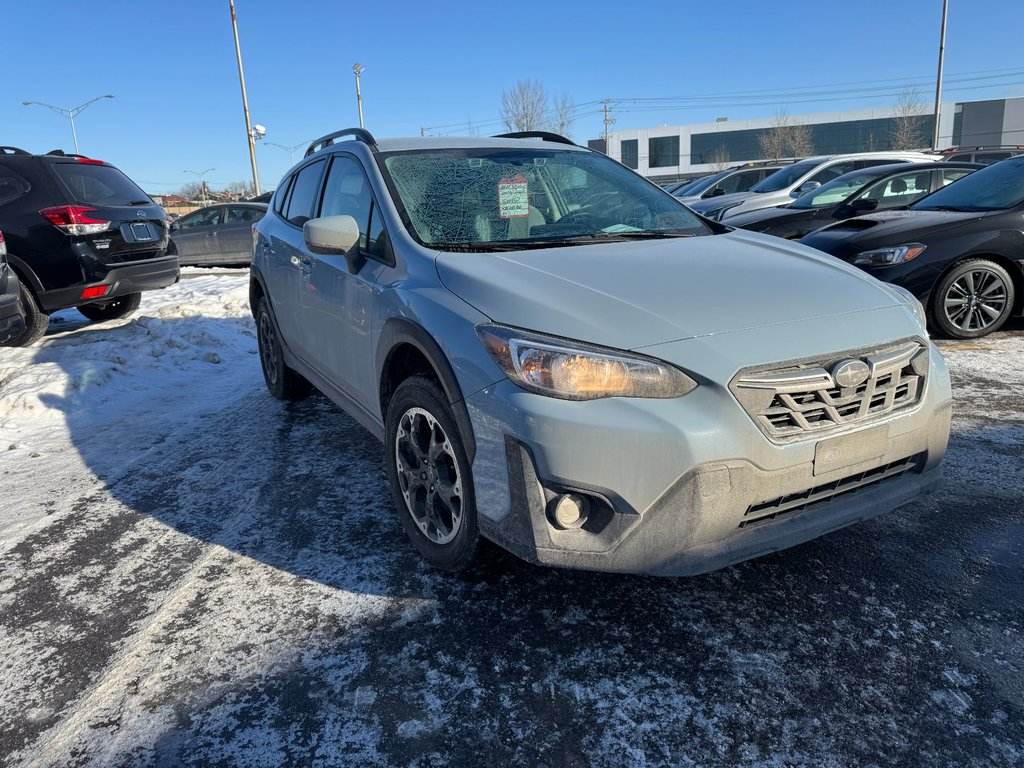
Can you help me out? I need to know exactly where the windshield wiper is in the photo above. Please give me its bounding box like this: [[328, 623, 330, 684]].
[[127, 200, 152, 206], [917, 205, 967, 212]]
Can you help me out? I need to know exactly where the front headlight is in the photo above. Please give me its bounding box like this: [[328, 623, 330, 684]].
[[889, 284, 928, 328], [477, 324, 697, 400], [852, 243, 926, 267]]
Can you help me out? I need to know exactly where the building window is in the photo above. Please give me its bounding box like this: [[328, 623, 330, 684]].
[[648, 136, 680, 168], [620, 139, 639, 169]]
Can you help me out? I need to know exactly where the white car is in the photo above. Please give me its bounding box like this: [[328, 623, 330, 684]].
[[691, 152, 942, 221]]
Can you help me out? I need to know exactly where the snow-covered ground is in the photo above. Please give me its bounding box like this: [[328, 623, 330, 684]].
[[1, 271, 1022, 767]]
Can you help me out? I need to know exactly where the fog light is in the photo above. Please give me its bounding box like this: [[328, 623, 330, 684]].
[[549, 493, 589, 530]]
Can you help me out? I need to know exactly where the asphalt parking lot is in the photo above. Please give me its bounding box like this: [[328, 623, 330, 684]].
[[1, 273, 1021, 767]]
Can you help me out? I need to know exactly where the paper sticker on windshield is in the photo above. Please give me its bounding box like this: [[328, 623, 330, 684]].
[[498, 175, 529, 218]]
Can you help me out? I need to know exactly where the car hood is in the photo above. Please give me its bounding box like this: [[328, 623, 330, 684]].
[[434, 231, 906, 351], [726, 205, 812, 230], [800, 209, 985, 255], [688, 191, 755, 213]]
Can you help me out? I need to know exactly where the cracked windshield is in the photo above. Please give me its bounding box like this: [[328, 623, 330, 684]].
[[381, 148, 709, 249]]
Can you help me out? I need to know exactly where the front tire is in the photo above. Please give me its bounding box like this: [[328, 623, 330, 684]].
[[3, 281, 48, 347], [255, 297, 311, 400], [385, 375, 479, 572], [77, 292, 142, 322], [930, 259, 1015, 339]]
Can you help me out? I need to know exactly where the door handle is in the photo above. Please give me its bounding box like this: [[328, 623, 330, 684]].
[[206, 231, 218, 236]]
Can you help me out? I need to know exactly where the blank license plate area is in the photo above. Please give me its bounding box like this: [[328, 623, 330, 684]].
[[814, 424, 889, 476], [130, 223, 153, 241]]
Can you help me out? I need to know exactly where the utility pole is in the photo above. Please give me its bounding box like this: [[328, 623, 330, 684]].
[[420, 127, 425, 137], [229, 0, 260, 195], [932, 0, 949, 150], [353, 64, 365, 128], [601, 99, 616, 156], [185, 168, 216, 207]]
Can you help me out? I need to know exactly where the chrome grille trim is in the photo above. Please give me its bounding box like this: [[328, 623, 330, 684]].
[[730, 339, 928, 443]]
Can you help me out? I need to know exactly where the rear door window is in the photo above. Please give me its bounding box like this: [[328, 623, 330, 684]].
[[974, 152, 1012, 164], [285, 161, 326, 226], [0, 164, 31, 206], [52, 163, 150, 206], [939, 168, 973, 186], [178, 208, 221, 229], [225, 206, 264, 225]]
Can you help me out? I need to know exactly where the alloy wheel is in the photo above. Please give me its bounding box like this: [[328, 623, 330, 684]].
[[258, 311, 280, 386], [943, 268, 1008, 333], [394, 406, 463, 545]]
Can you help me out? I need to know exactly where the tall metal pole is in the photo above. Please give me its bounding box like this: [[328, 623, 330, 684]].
[[69, 115, 80, 154], [353, 64, 365, 129], [229, 0, 260, 195], [932, 0, 949, 150]]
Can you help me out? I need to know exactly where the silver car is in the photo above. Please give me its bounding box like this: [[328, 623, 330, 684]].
[[251, 129, 952, 576], [691, 152, 942, 221]]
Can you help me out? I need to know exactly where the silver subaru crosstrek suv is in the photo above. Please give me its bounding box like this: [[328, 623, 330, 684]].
[[251, 129, 951, 576]]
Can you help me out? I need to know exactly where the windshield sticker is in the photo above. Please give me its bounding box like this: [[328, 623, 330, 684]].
[[498, 175, 529, 218]]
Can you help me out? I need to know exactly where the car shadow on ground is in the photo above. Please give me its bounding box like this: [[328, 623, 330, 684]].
[[5, 313, 1023, 766]]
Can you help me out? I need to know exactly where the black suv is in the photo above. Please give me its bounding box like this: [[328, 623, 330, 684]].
[[0, 147, 179, 346]]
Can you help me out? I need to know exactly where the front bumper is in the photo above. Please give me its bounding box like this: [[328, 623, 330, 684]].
[[465, 340, 952, 577], [38, 256, 180, 313], [0, 274, 26, 344]]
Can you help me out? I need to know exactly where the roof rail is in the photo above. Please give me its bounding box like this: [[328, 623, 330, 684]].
[[304, 128, 378, 158], [493, 131, 576, 146], [0, 146, 30, 155], [45, 149, 93, 159]]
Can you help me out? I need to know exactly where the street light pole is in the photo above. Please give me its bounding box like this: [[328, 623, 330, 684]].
[[229, 0, 261, 195], [353, 63, 365, 128], [185, 168, 216, 207], [265, 141, 308, 165], [932, 0, 949, 150], [21, 94, 115, 154]]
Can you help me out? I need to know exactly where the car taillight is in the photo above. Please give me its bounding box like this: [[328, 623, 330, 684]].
[[40, 206, 111, 236], [0, 231, 6, 262], [75, 157, 106, 165], [81, 285, 110, 299]]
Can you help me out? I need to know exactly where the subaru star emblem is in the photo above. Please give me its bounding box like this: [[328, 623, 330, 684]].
[[833, 359, 870, 388], [136, 210, 146, 217]]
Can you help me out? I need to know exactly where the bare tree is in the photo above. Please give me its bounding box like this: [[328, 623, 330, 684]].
[[865, 131, 879, 152], [500, 80, 550, 132], [223, 180, 256, 200], [180, 181, 205, 201], [890, 87, 928, 150], [786, 121, 814, 158], [710, 145, 731, 171], [759, 109, 792, 160], [552, 92, 575, 137], [758, 109, 815, 159]]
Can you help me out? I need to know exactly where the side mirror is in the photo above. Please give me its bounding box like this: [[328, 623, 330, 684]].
[[169, 221, 179, 231], [849, 198, 879, 212], [303, 215, 363, 272], [706, 187, 726, 198], [790, 180, 821, 199]]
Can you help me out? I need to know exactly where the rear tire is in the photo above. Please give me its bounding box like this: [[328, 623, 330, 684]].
[[255, 297, 311, 400], [77, 292, 142, 322], [385, 375, 480, 572], [3, 281, 48, 347], [930, 258, 1015, 339]]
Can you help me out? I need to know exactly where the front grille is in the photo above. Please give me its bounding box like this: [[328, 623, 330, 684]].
[[740, 453, 925, 528], [731, 339, 927, 442]]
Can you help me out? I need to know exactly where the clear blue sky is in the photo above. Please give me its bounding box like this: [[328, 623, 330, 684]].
[[3, 0, 1021, 194]]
